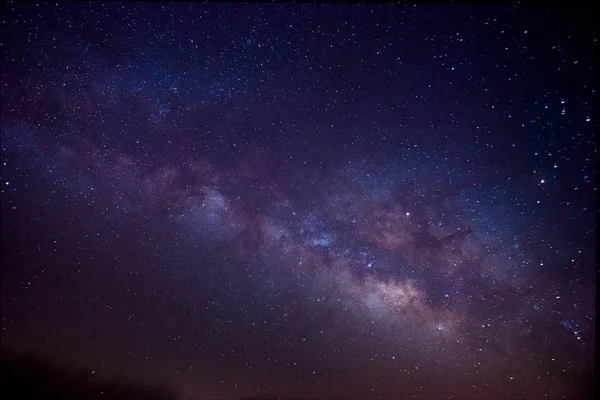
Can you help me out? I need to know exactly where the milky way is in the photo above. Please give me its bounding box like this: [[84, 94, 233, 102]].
[[1, 3, 596, 400]]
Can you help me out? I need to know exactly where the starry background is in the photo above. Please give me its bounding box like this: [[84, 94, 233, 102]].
[[0, 3, 597, 400]]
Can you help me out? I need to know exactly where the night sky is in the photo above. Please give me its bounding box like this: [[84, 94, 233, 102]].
[[0, 3, 597, 400]]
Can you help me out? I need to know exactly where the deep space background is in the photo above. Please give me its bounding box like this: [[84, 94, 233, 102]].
[[1, 3, 597, 400]]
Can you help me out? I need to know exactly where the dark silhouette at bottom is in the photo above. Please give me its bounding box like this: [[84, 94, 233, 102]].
[[1, 349, 177, 400]]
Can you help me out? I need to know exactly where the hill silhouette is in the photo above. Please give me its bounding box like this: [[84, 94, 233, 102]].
[[1, 349, 178, 400]]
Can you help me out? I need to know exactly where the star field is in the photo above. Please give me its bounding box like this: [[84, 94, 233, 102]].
[[0, 3, 596, 400]]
